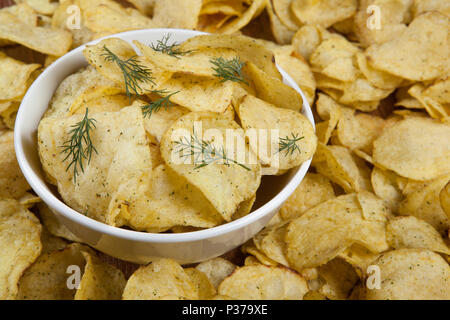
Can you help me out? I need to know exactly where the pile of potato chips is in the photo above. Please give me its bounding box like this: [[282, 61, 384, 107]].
[[1, 0, 449, 300]]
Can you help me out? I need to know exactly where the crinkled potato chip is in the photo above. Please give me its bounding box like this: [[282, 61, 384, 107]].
[[160, 111, 261, 221], [238, 95, 317, 170], [0, 199, 42, 300], [0, 52, 40, 101], [291, 0, 357, 28], [397, 174, 450, 234], [38, 106, 152, 226], [152, 0, 202, 29], [372, 117, 450, 181], [218, 265, 308, 300], [366, 12, 450, 81], [123, 259, 198, 300], [285, 193, 389, 270], [195, 257, 237, 289], [357, 249, 450, 300], [386, 216, 450, 255], [0, 10, 72, 56], [280, 172, 335, 220]]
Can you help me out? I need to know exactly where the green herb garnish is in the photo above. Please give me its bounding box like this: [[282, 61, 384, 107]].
[[101, 45, 155, 99], [278, 133, 304, 156], [61, 108, 97, 182], [175, 129, 250, 171], [141, 90, 179, 118], [210, 57, 248, 85], [150, 34, 193, 58]]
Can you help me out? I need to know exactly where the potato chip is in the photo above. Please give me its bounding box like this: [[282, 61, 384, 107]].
[[160, 112, 261, 221], [38, 106, 152, 226], [338, 244, 380, 275], [0, 52, 40, 101], [354, 0, 412, 47], [398, 174, 450, 234], [74, 251, 126, 300], [313, 143, 372, 193], [291, 25, 335, 61], [266, 0, 295, 45], [17, 243, 87, 300], [83, 3, 154, 34], [238, 95, 316, 170], [241, 240, 279, 266], [412, 0, 450, 18], [366, 12, 450, 81], [196, 258, 237, 289], [280, 173, 335, 220], [40, 227, 68, 254], [244, 255, 262, 266], [314, 93, 342, 144], [184, 268, 217, 299], [372, 117, 450, 181], [337, 107, 386, 154], [272, 0, 300, 31], [291, 0, 357, 28], [244, 62, 303, 111], [201, 0, 244, 16], [180, 33, 281, 80], [37, 203, 81, 242], [151, 0, 201, 29], [274, 53, 316, 105], [386, 216, 450, 255], [218, 265, 308, 299], [0, 199, 42, 300], [355, 52, 403, 90], [408, 79, 450, 119], [441, 181, 450, 218], [316, 258, 359, 300], [127, 164, 223, 232], [285, 193, 389, 270], [123, 259, 198, 300], [357, 249, 450, 300], [0, 11, 72, 56], [15, 0, 57, 15], [371, 167, 403, 212], [253, 221, 290, 266], [0, 131, 30, 199], [218, 0, 266, 34]]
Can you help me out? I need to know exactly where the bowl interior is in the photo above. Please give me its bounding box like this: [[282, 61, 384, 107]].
[[15, 28, 314, 242]]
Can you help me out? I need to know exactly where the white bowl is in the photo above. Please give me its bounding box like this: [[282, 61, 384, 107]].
[[15, 29, 314, 264]]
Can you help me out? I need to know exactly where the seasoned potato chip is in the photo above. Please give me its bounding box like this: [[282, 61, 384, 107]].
[[218, 265, 308, 299], [372, 117, 450, 181], [272, 0, 300, 31], [15, 0, 57, 15], [314, 93, 342, 144], [355, 52, 403, 90], [17, 243, 86, 300], [0, 10, 72, 56], [354, 0, 412, 47], [358, 249, 450, 300], [40, 227, 68, 254], [238, 95, 316, 170], [0, 52, 40, 101], [291, 25, 336, 61], [398, 174, 450, 234], [180, 33, 281, 79], [408, 79, 450, 119], [0, 199, 42, 299], [160, 112, 261, 221], [196, 257, 237, 289], [266, 0, 295, 45], [337, 107, 386, 154], [253, 221, 290, 266], [313, 143, 372, 193], [291, 0, 357, 28], [242, 240, 279, 266], [123, 259, 198, 300], [371, 167, 403, 212], [316, 258, 359, 300], [218, 0, 266, 34], [280, 172, 335, 220], [38, 106, 152, 226], [0, 131, 30, 199], [366, 12, 450, 81], [338, 244, 380, 275], [386, 216, 450, 255], [152, 0, 202, 29], [285, 193, 389, 270], [244, 62, 303, 111], [75, 251, 126, 300], [184, 268, 217, 299]]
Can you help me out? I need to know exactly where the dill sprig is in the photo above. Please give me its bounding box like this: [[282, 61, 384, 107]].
[[61, 108, 98, 183], [150, 34, 193, 58], [175, 129, 250, 171], [101, 45, 155, 99], [141, 90, 179, 118], [210, 57, 248, 85], [278, 133, 304, 156]]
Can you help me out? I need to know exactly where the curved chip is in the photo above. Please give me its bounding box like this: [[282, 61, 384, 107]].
[[195, 257, 237, 290], [218, 265, 308, 300], [291, 0, 357, 28]]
